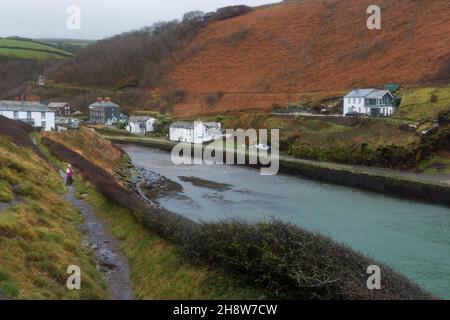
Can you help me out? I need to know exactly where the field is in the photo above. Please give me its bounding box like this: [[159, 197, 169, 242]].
[[37, 38, 95, 54], [396, 84, 450, 122], [0, 38, 72, 60]]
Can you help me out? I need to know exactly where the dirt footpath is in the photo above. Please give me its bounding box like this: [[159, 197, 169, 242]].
[[62, 173, 134, 300]]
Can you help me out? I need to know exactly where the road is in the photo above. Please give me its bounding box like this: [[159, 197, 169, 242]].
[[105, 135, 450, 186]]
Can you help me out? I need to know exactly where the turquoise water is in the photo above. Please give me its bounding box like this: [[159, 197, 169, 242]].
[[123, 145, 450, 299]]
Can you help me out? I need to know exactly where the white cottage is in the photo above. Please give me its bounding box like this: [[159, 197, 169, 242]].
[[126, 116, 156, 135], [0, 101, 55, 131], [169, 121, 223, 144], [343, 89, 395, 117]]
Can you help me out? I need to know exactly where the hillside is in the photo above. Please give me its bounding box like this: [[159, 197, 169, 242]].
[[167, 0, 450, 116], [0, 38, 72, 99], [0, 116, 106, 299], [36, 39, 95, 55], [0, 117, 266, 299], [44, 0, 450, 117]]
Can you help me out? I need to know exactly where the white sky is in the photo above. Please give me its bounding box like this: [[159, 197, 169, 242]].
[[0, 0, 277, 39]]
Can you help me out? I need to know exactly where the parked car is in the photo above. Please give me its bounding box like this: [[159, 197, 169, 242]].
[[254, 144, 271, 151], [345, 111, 360, 117]]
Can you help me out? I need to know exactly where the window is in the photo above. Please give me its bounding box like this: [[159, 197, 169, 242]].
[[41, 112, 46, 119], [13, 111, 18, 119], [27, 111, 31, 119], [41, 121, 46, 128]]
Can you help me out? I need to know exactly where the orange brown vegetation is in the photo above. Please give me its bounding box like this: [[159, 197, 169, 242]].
[[168, 0, 450, 116], [41, 127, 123, 174]]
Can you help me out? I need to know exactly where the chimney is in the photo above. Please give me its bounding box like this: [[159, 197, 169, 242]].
[[96, 97, 103, 103], [105, 97, 111, 102]]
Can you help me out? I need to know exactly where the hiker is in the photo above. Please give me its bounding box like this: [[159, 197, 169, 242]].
[[66, 164, 74, 187]]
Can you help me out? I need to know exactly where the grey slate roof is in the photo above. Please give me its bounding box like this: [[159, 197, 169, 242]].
[[366, 90, 393, 99], [47, 102, 70, 108], [345, 89, 393, 99], [129, 116, 154, 122], [344, 89, 377, 98], [0, 101, 52, 112], [204, 122, 221, 129], [89, 101, 120, 108], [171, 121, 196, 129]]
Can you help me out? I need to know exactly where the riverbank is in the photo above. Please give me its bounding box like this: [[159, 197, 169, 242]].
[[104, 135, 450, 207], [41, 129, 437, 300]]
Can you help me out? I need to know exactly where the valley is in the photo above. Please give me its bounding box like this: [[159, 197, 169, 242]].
[[0, 0, 449, 302]]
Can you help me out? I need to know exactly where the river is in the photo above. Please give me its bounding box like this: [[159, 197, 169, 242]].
[[122, 144, 450, 299]]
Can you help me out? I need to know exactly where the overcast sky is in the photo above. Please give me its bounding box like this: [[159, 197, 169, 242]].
[[0, 0, 277, 40]]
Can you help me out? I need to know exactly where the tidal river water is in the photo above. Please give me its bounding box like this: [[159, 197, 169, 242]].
[[122, 144, 450, 299]]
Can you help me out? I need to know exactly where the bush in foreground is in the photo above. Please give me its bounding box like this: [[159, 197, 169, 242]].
[[184, 220, 433, 300]]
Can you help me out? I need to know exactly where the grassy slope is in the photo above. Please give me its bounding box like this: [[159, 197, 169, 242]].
[[44, 129, 265, 299], [42, 127, 123, 174], [0, 134, 106, 299], [37, 39, 95, 54], [223, 112, 423, 168], [397, 84, 450, 122], [0, 38, 72, 59], [75, 179, 263, 299]]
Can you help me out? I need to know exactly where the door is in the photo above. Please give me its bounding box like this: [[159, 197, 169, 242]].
[[370, 108, 380, 117]]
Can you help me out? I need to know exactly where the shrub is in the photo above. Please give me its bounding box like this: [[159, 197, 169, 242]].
[[438, 110, 450, 124], [154, 117, 173, 135], [430, 94, 438, 103], [0, 180, 13, 203], [182, 220, 432, 300], [206, 92, 224, 107], [224, 27, 250, 45], [310, 100, 323, 113], [206, 5, 251, 22], [271, 103, 283, 112], [160, 88, 187, 106]]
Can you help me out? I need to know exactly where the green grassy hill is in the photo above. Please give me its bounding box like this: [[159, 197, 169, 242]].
[[37, 38, 95, 55], [397, 84, 450, 122], [0, 38, 72, 60]]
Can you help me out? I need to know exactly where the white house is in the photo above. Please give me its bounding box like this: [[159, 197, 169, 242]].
[[343, 89, 395, 117], [126, 116, 156, 135], [0, 101, 55, 131], [169, 121, 223, 144]]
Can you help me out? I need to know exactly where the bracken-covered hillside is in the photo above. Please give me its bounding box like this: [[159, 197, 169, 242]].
[[45, 0, 450, 117], [167, 0, 450, 116]]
